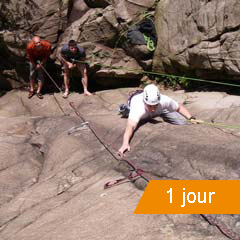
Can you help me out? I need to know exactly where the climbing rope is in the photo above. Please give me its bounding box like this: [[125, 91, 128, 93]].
[[143, 34, 155, 51], [42, 58, 240, 131], [104, 168, 145, 189], [72, 58, 240, 88], [40, 64, 67, 115], [39, 64, 150, 186], [201, 214, 240, 240], [40, 62, 240, 240]]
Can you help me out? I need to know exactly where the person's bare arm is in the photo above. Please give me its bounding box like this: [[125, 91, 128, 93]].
[[60, 53, 75, 69], [177, 104, 192, 120], [118, 119, 138, 157], [177, 104, 203, 124]]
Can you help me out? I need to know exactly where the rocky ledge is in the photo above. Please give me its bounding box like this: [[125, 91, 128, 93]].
[[0, 88, 240, 239]]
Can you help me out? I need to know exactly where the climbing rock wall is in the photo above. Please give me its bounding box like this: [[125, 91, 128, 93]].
[[1, 89, 240, 239], [153, 0, 240, 81]]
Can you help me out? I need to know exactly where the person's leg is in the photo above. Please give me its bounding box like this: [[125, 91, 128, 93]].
[[36, 64, 45, 99], [36, 80, 43, 99], [161, 111, 188, 125], [77, 63, 92, 96], [28, 62, 36, 98], [62, 62, 70, 98]]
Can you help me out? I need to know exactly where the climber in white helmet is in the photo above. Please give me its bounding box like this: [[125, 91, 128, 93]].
[[118, 84, 201, 157]]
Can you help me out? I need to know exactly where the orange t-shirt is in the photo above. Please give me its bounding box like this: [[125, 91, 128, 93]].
[[26, 40, 51, 63]]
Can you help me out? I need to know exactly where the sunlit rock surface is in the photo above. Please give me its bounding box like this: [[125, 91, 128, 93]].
[[0, 88, 240, 239]]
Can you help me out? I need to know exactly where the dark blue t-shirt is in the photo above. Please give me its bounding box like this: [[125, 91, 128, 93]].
[[60, 44, 86, 63]]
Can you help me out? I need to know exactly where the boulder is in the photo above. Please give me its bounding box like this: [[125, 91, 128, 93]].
[[68, 0, 90, 24], [0, 0, 68, 47], [56, 6, 143, 87], [0, 0, 157, 90], [0, 69, 26, 90], [113, 0, 155, 23], [84, 43, 142, 85], [153, 0, 240, 81], [0, 0, 69, 89]]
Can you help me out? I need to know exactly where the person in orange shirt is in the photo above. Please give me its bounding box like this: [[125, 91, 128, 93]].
[[26, 36, 51, 99]]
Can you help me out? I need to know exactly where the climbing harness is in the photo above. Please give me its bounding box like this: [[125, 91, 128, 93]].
[[128, 90, 144, 105], [118, 89, 143, 118]]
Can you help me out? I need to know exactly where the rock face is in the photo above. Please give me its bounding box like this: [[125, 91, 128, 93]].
[[56, 3, 153, 85], [0, 0, 156, 89], [68, 0, 90, 25], [1, 1, 240, 239], [0, 0, 69, 89], [2, 0, 240, 89], [0, 89, 240, 239], [153, 0, 240, 81]]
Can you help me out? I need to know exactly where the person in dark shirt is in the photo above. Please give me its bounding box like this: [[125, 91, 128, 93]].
[[60, 40, 92, 98]]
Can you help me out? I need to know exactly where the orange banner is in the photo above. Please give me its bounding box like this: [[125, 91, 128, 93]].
[[134, 180, 240, 214]]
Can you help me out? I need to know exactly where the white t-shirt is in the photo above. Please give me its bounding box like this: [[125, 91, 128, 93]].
[[128, 93, 179, 123]]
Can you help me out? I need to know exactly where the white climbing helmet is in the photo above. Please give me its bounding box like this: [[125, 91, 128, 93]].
[[143, 84, 161, 105]]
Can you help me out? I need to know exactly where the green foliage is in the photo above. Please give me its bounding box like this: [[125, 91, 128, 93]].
[[179, 76, 190, 88], [155, 75, 191, 89]]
